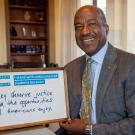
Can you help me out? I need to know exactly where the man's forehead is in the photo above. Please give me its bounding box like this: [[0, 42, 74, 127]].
[[75, 12, 97, 19], [75, 6, 99, 16], [75, 7, 99, 19], [74, 11, 98, 24]]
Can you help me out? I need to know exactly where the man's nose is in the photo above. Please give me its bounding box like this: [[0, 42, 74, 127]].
[[82, 25, 91, 35]]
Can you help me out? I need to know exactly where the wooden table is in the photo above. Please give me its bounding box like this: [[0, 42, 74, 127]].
[[0, 126, 56, 135]]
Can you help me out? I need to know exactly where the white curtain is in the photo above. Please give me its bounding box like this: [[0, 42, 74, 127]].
[[59, 0, 82, 66]]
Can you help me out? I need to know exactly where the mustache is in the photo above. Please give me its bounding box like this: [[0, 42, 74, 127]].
[[81, 33, 96, 40]]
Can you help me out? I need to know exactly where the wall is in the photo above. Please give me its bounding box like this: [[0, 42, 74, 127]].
[[0, 0, 7, 64]]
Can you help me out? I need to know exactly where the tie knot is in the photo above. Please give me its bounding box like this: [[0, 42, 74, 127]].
[[87, 58, 92, 64]]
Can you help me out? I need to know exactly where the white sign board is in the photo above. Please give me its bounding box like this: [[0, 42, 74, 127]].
[[0, 68, 69, 131]]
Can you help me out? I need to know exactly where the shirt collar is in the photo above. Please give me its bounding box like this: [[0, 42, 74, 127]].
[[85, 41, 108, 64]]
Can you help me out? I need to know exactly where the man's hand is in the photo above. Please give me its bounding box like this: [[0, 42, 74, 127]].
[[60, 118, 86, 135]]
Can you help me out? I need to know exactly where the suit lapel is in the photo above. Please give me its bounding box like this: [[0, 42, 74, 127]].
[[96, 44, 117, 122], [69, 55, 86, 118]]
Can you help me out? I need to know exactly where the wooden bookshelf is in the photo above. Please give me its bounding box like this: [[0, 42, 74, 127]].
[[6, 0, 49, 68]]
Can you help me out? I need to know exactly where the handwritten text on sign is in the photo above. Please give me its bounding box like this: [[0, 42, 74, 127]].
[[0, 70, 67, 128]]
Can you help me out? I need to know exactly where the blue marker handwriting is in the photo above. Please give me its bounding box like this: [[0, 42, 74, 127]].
[[10, 91, 31, 98], [0, 93, 7, 101]]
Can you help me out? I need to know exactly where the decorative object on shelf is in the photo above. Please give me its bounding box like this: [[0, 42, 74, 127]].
[[35, 12, 44, 21], [31, 30, 37, 37], [24, 11, 31, 21], [26, 45, 31, 53], [20, 45, 26, 53], [10, 26, 17, 37], [41, 54, 46, 68], [15, 45, 21, 53], [10, 59, 15, 69], [11, 44, 16, 53], [22, 27, 27, 36], [42, 45, 45, 53]]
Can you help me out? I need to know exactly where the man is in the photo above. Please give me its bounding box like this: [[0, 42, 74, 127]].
[[56, 5, 135, 135]]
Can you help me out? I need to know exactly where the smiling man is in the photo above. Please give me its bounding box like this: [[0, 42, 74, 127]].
[[74, 5, 108, 56], [56, 5, 135, 135]]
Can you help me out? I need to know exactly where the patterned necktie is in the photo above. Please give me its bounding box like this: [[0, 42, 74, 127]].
[[80, 58, 93, 124]]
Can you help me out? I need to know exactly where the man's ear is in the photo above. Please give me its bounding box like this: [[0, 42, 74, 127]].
[[105, 24, 109, 35]]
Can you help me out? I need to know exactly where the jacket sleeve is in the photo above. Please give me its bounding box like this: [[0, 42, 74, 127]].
[[55, 127, 68, 135]]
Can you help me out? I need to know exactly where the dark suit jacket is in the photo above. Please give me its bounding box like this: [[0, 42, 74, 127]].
[[56, 43, 135, 135]]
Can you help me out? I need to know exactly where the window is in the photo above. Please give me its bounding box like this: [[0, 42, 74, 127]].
[[80, 0, 106, 14], [97, 0, 106, 14], [80, 0, 93, 6]]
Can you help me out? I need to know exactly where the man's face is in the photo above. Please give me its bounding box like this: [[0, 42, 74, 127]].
[[74, 7, 109, 56]]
